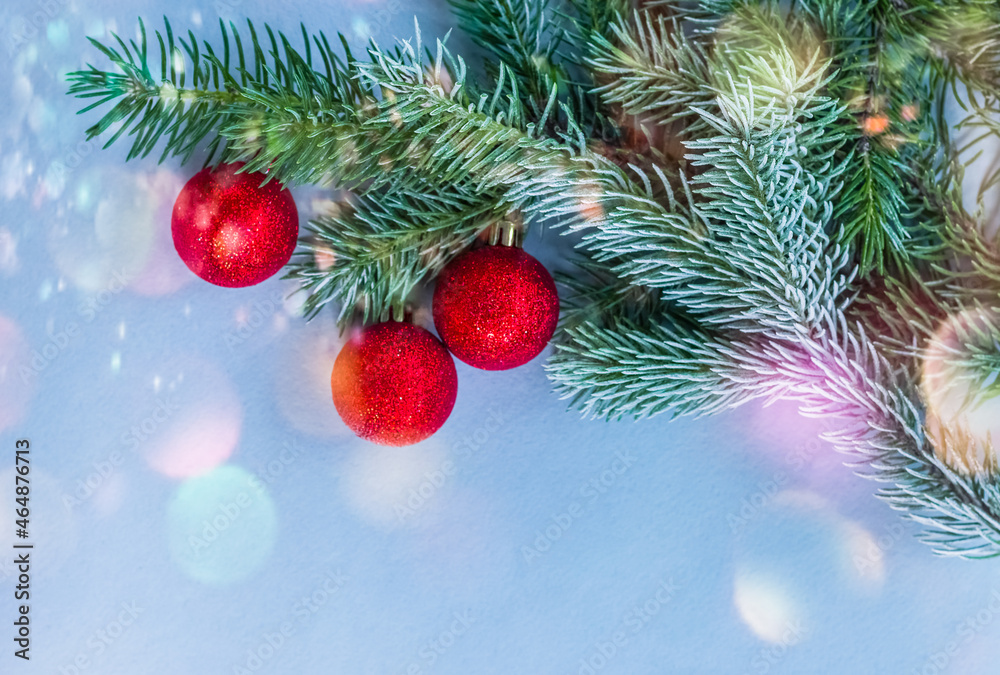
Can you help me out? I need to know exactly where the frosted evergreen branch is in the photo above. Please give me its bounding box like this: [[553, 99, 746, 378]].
[[798, 0, 936, 275], [680, 52, 853, 336], [66, 18, 367, 167], [356, 38, 718, 295], [64, 5, 1000, 559], [286, 184, 507, 323], [358, 34, 854, 338], [792, 316, 1000, 557], [547, 315, 782, 420], [554, 266, 1000, 555], [586, 11, 712, 130], [447, 0, 565, 120]]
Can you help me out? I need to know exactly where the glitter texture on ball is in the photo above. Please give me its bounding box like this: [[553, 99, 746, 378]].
[[433, 245, 559, 370], [171, 163, 299, 288], [331, 322, 458, 446]]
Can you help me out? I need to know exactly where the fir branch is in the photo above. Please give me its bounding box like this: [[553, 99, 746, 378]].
[[219, 95, 370, 187], [939, 223, 1000, 303], [67, 17, 239, 163], [843, 273, 948, 357], [835, 143, 910, 271], [799, 0, 933, 275], [926, 307, 1000, 407], [67, 18, 367, 168], [360, 63, 719, 330], [447, 0, 563, 115], [548, 315, 780, 420], [555, 256, 668, 331], [361, 31, 856, 337], [561, 0, 631, 45], [287, 184, 507, 323], [64, 9, 1000, 559], [586, 11, 712, 130], [448, 0, 623, 141], [925, 2, 1000, 94], [793, 314, 1000, 558], [680, 50, 853, 336], [286, 185, 506, 325]]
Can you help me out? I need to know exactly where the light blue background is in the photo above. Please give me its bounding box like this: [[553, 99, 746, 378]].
[[0, 1, 996, 674]]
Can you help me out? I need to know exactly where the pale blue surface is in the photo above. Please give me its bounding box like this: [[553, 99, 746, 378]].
[[0, 2, 997, 674]]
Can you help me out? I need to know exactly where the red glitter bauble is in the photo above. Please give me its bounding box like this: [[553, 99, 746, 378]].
[[433, 245, 559, 370], [171, 163, 298, 288], [331, 322, 458, 446]]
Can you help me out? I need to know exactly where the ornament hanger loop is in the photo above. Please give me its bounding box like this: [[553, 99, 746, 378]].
[[488, 220, 523, 248]]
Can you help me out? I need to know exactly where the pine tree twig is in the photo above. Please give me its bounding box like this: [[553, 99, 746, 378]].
[[286, 183, 508, 324], [586, 11, 712, 130], [65, 4, 1000, 559], [547, 315, 783, 420], [66, 18, 368, 168]]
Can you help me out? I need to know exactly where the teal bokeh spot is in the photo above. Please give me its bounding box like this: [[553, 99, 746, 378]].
[[167, 465, 278, 585], [47, 20, 70, 49]]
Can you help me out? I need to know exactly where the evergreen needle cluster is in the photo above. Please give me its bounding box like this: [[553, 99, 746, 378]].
[[67, 0, 1000, 558]]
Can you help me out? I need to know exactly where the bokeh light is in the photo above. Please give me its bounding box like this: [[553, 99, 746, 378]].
[[89, 470, 128, 518], [0, 226, 20, 275], [129, 168, 193, 297], [0, 467, 79, 576], [922, 308, 1000, 473], [48, 166, 157, 293], [0, 314, 34, 432], [840, 520, 885, 588], [734, 569, 804, 644], [713, 6, 827, 101], [339, 440, 449, 527], [733, 490, 887, 643], [274, 314, 353, 438], [43, 164, 190, 296], [142, 356, 243, 479], [166, 465, 277, 585]]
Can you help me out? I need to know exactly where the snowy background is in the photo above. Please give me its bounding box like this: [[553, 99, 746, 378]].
[[0, 1, 998, 673]]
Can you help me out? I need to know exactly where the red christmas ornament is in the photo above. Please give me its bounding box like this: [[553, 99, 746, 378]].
[[433, 245, 559, 370], [171, 162, 298, 288], [331, 322, 458, 446]]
